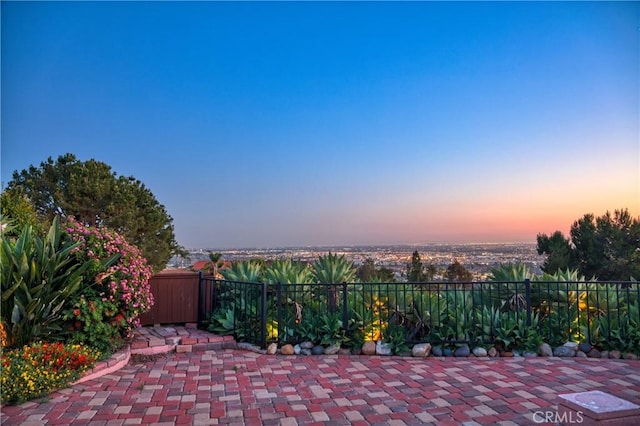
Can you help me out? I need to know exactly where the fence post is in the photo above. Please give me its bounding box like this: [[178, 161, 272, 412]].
[[276, 282, 282, 346], [524, 278, 531, 326], [342, 282, 348, 331], [261, 282, 268, 350], [197, 271, 203, 325]]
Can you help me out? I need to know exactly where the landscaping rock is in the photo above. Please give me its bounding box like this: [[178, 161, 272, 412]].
[[351, 347, 362, 355], [501, 351, 513, 358], [362, 341, 376, 355], [442, 348, 453, 357], [488, 347, 498, 357], [523, 351, 538, 358], [539, 343, 553, 357], [376, 341, 392, 356], [609, 350, 621, 359], [600, 350, 609, 359], [237, 342, 266, 354], [553, 346, 575, 357], [412, 343, 432, 357], [454, 344, 470, 357], [300, 349, 312, 355], [267, 343, 278, 355], [312, 345, 325, 355], [587, 348, 601, 358], [512, 350, 521, 357], [578, 342, 592, 353], [338, 348, 352, 355], [576, 351, 587, 358], [431, 346, 443, 357], [300, 341, 314, 349], [624, 353, 639, 360], [324, 344, 341, 355], [563, 342, 579, 351], [472, 347, 488, 357], [280, 344, 295, 355], [294, 344, 301, 355]]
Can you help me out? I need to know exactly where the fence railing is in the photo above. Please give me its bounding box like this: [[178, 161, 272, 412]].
[[199, 276, 640, 351]]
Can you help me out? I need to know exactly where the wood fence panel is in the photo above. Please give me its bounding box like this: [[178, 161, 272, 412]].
[[139, 271, 200, 325]]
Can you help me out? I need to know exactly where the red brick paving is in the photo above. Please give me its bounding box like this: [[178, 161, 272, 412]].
[[2, 348, 640, 425]]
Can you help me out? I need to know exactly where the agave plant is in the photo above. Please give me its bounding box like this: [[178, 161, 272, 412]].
[[220, 260, 263, 282], [313, 252, 356, 284], [488, 262, 533, 282], [261, 259, 314, 340], [262, 259, 313, 284], [486, 262, 534, 312], [588, 301, 640, 354], [538, 268, 585, 282], [1, 216, 119, 347], [313, 253, 356, 312]]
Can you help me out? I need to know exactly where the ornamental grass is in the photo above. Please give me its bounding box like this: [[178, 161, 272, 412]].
[[0, 341, 100, 405]]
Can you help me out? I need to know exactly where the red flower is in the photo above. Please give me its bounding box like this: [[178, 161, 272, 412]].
[[74, 309, 81, 316]]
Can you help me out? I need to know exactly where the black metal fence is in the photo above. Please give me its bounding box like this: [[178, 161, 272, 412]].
[[199, 275, 640, 351]]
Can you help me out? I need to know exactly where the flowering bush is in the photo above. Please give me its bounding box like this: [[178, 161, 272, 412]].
[[62, 218, 153, 352], [63, 291, 127, 353], [0, 341, 100, 404]]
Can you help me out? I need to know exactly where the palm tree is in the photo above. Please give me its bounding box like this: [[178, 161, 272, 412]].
[[207, 251, 224, 279]]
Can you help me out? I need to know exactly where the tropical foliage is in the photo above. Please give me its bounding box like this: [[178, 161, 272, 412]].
[[0, 215, 154, 404], [1, 217, 118, 347], [206, 258, 640, 356]]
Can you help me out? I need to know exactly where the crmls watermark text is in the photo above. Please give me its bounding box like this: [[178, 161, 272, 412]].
[[533, 410, 584, 424]]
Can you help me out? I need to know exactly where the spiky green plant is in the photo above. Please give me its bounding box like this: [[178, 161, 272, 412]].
[[313, 253, 356, 312], [262, 259, 314, 343], [537, 268, 585, 282], [485, 262, 534, 312], [262, 259, 313, 284], [533, 268, 589, 343], [1, 217, 119, 347], [313, 253, 356, 284], [221, 260, 262, 282], [318, 312, 349, 346], [489, 262, 533, 282]]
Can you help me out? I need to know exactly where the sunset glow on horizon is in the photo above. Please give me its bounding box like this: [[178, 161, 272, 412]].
[[2, 1, 638, 249]]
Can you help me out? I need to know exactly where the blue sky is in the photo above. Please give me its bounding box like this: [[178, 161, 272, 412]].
[[2, 1, 638, 249]]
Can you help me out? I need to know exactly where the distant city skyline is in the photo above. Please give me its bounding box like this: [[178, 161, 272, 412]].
[[2, 2, 638, 249], [177, 242, 544, 281]]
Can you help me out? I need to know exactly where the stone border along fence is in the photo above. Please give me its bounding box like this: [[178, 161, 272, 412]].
[[74, 276, 640, 386], [199, 276, 640, 359]]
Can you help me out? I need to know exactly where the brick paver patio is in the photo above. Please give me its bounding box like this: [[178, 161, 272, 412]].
[[2, 346, 639, 425]]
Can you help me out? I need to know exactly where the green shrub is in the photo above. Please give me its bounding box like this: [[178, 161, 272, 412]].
[[1, 217, 117, 348], [62, 290, 125, 355], [63, 218, 153, 352], [383, 320, 410, 355], [318, 313, 349, 346]]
